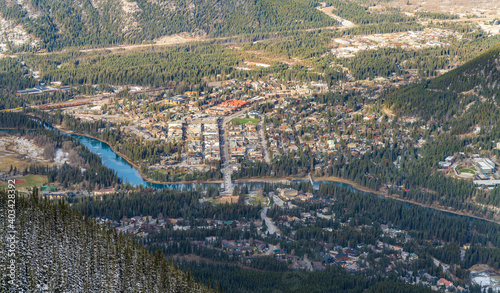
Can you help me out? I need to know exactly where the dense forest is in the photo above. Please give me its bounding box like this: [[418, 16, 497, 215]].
[[0, 190, 215, 292], [386, 43, 500, 119], [20, 43, 341, 87], [0, 58, 37, 110], [21, 45, 244, 86], [13, 28, 497, 95], [0, 0, 337, 51], [179, 262, 437, 293], [314, 185, 500, 247], [66, 182, 499, 292], [318, 0, 415, 25], [71, 187, 261, 221]]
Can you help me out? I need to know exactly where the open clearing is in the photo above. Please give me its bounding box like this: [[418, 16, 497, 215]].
[[377, 0, 499, 16], [231, 118, 260, 125], [0, 175, 47, 189], [247, 190, 267, 206], [215, 195, 240, 204], [459, 167, 477, 175], [0, 135, 51, 172], [469, 264, 500, 291], [317, 3, 356, 28]]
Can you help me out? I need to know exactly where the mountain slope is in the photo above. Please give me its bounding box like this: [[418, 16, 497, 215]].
[[429, 43, 500, 97], [0, 0, 337, 51], [0, 191, 214, 292], [385, 43, 500, 120]]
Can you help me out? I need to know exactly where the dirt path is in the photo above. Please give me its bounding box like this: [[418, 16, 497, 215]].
[[3, 34, 209, 59], [5, 21, 346, 59], [78, 34, 204, 53], [316, 4, 356, 29]]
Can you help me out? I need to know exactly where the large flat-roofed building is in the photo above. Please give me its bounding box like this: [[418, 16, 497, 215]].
[[277, 188, 298, 201], [16, 85, 71, 96], [473, 179, 500, 188], [475, 158, 496, 174], [164, 95, 187, 105]]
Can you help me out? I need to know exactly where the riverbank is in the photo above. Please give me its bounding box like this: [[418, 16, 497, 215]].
[[314, 175, 500, 225], [54, 126, 141, 168], [28, 115, 500, 224], [234, 176, 305, 183], [53, 126, 228, 185], [313, 176, 385, 195]]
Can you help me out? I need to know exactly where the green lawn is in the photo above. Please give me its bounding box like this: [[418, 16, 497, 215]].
[[248, 192, 268, 207], [459, 167, 477, 175], [0, 175, 47, 189], [231, 118, 260, 125]]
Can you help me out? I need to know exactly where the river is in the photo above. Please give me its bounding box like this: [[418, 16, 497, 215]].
[[55, 131, 500, 225], [68, 134, 217, 189], [0, 119, 359, 191], [62, 131, 359, 191], [3, 124, 496, 224]]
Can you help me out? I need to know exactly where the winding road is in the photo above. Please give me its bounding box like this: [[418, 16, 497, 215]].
[[261, 206, 279, 236]]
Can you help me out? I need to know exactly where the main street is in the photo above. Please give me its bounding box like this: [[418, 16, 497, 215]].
[[218, 100, 276, 195], [218, 108, 252, 195], [258, 120, 271, 164]]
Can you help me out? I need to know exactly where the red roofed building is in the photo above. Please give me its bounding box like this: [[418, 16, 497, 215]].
[[437, 278, 453, 288], [220, 99, 249, 109]]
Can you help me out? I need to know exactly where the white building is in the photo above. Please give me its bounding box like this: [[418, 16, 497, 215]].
[[475, 158, 496, 174]]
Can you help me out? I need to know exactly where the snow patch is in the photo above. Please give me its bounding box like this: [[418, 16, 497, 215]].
[[54, 149, 69, 165]]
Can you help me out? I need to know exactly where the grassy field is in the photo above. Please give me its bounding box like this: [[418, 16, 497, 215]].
[[0, 175, 47, 189], [230, 118, 260, 125], [248, 192, 268, 206], [459, 167, 477, 175]]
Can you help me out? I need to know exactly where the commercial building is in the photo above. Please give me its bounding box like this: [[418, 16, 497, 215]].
[[473, 179, 500, 188], [277, 188, 299, 201], [474, 158, 496, 174], [16, 85, 71, 96]]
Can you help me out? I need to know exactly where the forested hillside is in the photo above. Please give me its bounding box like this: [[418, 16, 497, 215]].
[[0, 112, 121, 189], [0, 0, 336, 51], [429, 43, 500, 97], [0, 190, 215, 292], [385, 43, 500, 120], [318, 0, 415, 24]]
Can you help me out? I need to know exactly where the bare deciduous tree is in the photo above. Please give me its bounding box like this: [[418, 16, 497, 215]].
[[43, 143, 57, 161]]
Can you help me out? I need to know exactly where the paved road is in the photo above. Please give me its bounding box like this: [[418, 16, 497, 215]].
[[261, 207, 279, 235], [272, 194, 285, 207], [218, 102, 276, 195], [272, 194, 297, 209], [219, 117, 233, 195], [432, 257, 450, 273], [219, 108, 253, 195], [316, 5, 356, 28], [265, 244, 277, 256], [259, 120, 271, 164], [221, 165, 234, 195], [316, 213, 334, 220]]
